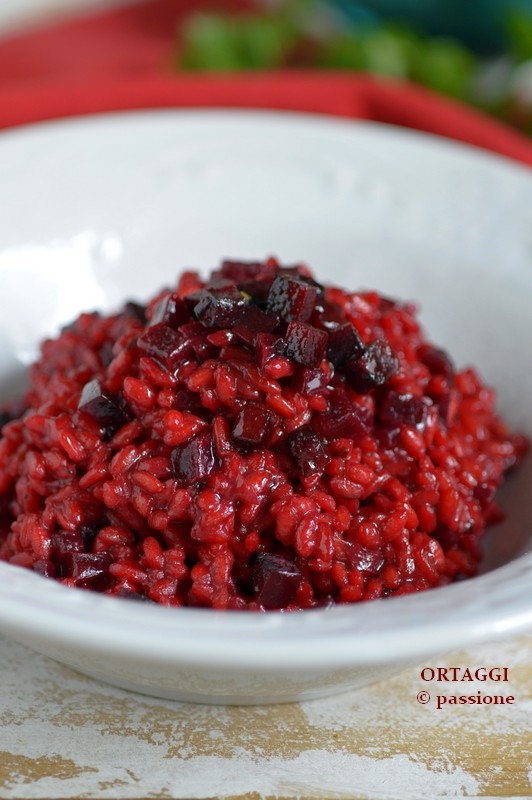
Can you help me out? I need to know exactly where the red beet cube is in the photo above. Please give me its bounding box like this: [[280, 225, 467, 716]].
[[474, 483, 497, 507], [311, 299, 346, 330], [233, 307, 280, 347], [418, 344, 454, 378], [313, 388, 371, 441], [288, 428, 329, 477], [433, 525, 461, 552], [171, 431, 216, 485], [345, 339, 399, 394], [194, 280, 248, 328], [213, 260, 277, 305], [327, 323, 365, 366], [173, 389, 205, 414], [78, 379, 128, 430], [115, 589, 154, 603], [256, 333, 286, 369], [150, 291, 191, 329], [138, 324, 192, 370], [292, 366, 329, 396], [124, 301, 147, 324], [52, 530, 85, 559], [379, 391, 430, 431], [215, 260, 271, 284], [252, 553, 302, 609], [180, 322, 217, 359], [266, 275, 318, 323], [238, 278, 274, 306], [285, 321, 328, 367], [34, 559, 58, 578], [59, 552, 112, 582], [232, 403, 274, 448], [343, 541, 385, 573]]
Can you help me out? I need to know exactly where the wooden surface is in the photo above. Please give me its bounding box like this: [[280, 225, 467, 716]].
[[0, 633, 531, 799]]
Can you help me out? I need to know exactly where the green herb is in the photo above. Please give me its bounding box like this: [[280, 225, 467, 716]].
[[177, 2, 532, 133]]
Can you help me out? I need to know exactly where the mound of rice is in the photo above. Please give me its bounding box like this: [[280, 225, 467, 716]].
[[0, 259, 525, 609]]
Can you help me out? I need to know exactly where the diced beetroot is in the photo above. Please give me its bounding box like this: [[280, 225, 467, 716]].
[[288, 428, 328, 477], [99, 342, 114, 367], [343, 541, 385, 573], [279, 270, 324, 299], [150, 292, 190, 329], [279, 265, 318, 283], [256, 333, 286, 370], [313, 387, 371, 441], [184, 290, 203, 311], [138, 324, 192, 370], [418, 344, 454, 378], [378, 426, 402, 449], [124, 301, 147, 324], [180, 322, 217, 360], [59, 552, 112, 582], [379, 296, 400, 312], [78, 523, 102, 550], [285, 321, 328, 367], [252, 553, 302, 609], [232, 559, 253, 596], [327, 323, 365, 366], [194, 280, 248, 328], [474, 483, 497, 507], [311, 299, 346, 330], [215, 260, 271, 284], [436, 391, 452, 426], [115, 588, 155, 602], [3, 255, 525, 612], [379, 391, 431, 431], [52, 524, 101, 560], [433, 525, 461, 552], [292, 366, 329, 396], [34, 559, 57, 578], [51, 530, 84, 559], [238, 278, 274, 306], [233, 307, 280, 347], [345, 339, 399, 394], [278, 266, 304, 277], [173, 389, 205, 414], [266, 275, 318, 323], [78, 379, 128, 430], [232, 403, 274, 448], [171, 431, 216, 484]]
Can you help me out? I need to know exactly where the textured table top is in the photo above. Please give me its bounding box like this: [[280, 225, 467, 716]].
[[0, 633, 531, 799]]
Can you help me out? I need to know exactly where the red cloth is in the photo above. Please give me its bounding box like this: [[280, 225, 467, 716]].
[[0, 0, 531, 168]]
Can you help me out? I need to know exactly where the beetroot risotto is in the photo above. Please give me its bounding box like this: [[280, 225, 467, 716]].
[[0, 259, 526, 610]]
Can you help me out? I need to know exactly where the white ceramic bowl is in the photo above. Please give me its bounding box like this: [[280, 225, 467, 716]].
[[0, 110, 531, 705]]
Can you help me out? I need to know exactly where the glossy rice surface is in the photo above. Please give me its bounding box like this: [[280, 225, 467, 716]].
[[0, 260, 525, 610]]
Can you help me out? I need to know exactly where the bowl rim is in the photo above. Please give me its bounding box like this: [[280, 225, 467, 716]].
[[0, 108, 531, 670], [1, 553, 532, 668], [1, 104, 532, 176]]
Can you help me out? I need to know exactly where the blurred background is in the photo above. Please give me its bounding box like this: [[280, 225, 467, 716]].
[[177, 0, 532, 134], [1, 0, 532, 134]]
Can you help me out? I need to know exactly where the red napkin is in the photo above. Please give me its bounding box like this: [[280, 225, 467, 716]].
[[0, 0, 531, 168]]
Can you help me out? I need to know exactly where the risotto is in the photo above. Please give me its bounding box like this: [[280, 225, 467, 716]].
[[0, 259, 525, 609]]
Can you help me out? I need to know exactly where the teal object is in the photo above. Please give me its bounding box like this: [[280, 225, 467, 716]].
[[330, 0, 532, 53]]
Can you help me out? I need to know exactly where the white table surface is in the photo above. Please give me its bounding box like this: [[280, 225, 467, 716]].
[[1, 632, 531, 799]]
